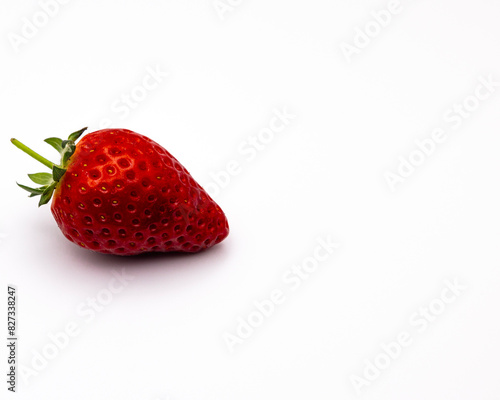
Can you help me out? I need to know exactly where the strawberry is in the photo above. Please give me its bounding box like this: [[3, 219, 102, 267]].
[[11, 128, 229, 255]]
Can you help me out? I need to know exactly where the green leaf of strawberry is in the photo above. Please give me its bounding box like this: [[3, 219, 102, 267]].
[[16, 183, 46, 196], [44, 137, 64, 153], [28, 172, 53, 185], [67, 127, 87, 142], [52, 165, 66, 182], [39, 182, 57, 207]]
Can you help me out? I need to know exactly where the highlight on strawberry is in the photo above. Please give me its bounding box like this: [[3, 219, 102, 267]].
[[12, 128, 229, 255]]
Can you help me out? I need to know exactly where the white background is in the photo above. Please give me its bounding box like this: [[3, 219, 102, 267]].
[[1, 0, 500, 399]]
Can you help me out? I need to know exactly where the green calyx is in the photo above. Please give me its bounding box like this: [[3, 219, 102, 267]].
[[11, 127, 87, 207]]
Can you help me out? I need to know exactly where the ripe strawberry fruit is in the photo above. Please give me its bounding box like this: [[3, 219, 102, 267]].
[[12, 128, 229, 255]]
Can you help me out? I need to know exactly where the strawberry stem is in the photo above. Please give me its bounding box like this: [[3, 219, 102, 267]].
[[11, 138, 55, 169]]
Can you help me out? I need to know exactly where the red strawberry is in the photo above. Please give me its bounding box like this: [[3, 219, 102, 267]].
[[12, 128, 229, 255]]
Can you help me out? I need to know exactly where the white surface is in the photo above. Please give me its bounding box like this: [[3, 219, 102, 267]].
[[1, 0, 500, 399]]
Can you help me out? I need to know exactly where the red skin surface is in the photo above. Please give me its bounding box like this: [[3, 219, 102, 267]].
[[50, 129, 229, 255]]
